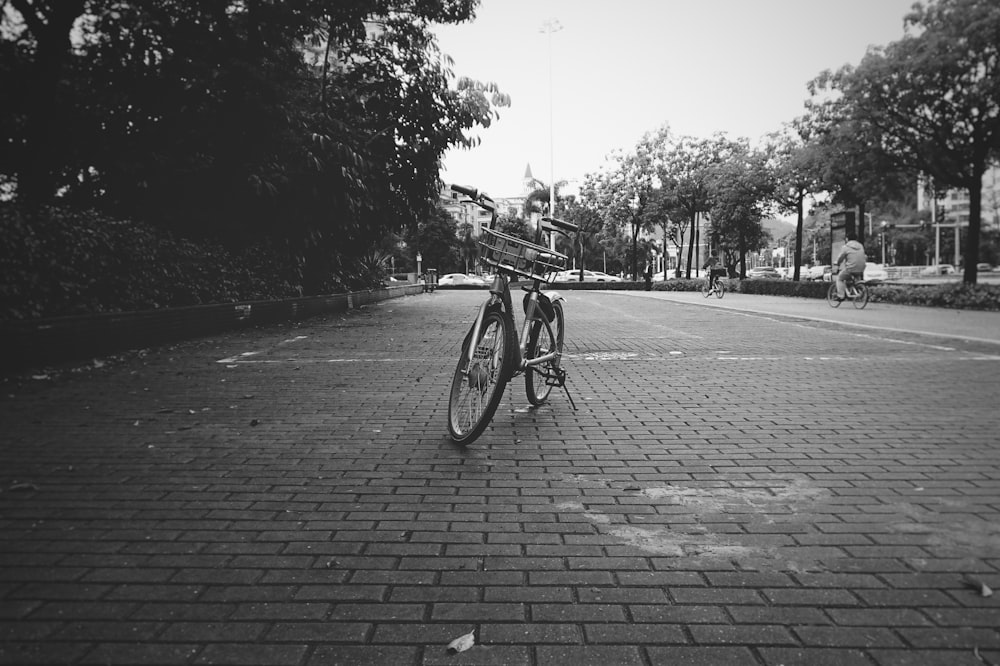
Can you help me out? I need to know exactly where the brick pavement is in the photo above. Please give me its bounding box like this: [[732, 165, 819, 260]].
[[1, 290, 999, 665]]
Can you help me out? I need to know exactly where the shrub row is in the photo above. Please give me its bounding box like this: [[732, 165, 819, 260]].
[[656, 276, 1000, 311], [5, 202, 999, 319], [867, 282, 1000, 310], [0, 206, 308, 320]]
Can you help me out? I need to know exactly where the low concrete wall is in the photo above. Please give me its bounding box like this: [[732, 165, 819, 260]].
[[1, 284, 425, 372]]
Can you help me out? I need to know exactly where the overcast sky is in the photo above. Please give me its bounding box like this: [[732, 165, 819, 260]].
[[434, 0, 920, 198]]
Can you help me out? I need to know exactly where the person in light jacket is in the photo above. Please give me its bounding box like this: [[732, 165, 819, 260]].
[[834, 231, 866, 301]]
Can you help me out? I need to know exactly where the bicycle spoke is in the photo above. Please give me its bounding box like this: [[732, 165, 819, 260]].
[[448, 311, 513, 445]]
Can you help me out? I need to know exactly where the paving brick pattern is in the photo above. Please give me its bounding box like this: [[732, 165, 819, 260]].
[[1, 290, 999, 665]]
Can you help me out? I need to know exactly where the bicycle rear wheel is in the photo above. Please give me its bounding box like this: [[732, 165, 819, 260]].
[[448, 310, 515, 445], [826, 283, 842, 308], [852, 284, 869, 309], [525, 300, 565, 405], [715, 281, 726, 298]]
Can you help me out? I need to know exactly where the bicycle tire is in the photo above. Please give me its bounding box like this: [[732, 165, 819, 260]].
[[826, 283, 842, 308], [701, 280, 711, 297], [447, 310, 515, 445], [853, 283, 869, 309], [525, 300, 565, 405], [715, 281, 726, 298]]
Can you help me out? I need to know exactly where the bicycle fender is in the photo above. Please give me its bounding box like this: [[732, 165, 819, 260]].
[[523, 291, 558, 322], [541, 290, 565, 306]]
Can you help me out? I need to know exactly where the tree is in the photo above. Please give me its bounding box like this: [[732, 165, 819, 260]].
[[643, 186, 686, 278], [708, 142, 773, 277], [766, 129, 824, 280], [1, 0, 86, 205], [457, 222, 479, 274], [404, 205, 462, 274], [0, 1, 509, 289], [495, 214, 533, 242], [657, 134, 734, 278], [561, 194, 607, 280], [582, 126, 667, 281], [809, 0, 1000, 284], [522, 181, 565, 219]]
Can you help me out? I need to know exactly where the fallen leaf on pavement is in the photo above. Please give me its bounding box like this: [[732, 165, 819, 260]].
[[964, 576, 994, 598], [447, 631, 475, 653]]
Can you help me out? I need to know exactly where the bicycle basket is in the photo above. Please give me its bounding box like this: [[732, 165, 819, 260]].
[[478, 228, 567, 282]]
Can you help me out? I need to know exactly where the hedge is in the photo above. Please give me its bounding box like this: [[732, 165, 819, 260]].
[[656, 277, 1000, 311]]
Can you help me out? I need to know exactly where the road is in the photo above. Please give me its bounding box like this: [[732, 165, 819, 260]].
[[1, 290, 998, 665]]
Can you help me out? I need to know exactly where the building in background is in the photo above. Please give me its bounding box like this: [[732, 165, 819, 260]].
[[917, 165, 1000, 230]]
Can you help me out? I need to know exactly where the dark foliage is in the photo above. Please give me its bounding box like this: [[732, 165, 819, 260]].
[[1, 1, 507, 313]]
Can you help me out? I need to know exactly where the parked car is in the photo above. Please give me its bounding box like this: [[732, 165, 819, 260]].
[[976, 262, 993, 272], [863, 263, 889, 284], [554, 269, 622, 282], [805, 265, 830, 281], [746, 266, 781, 279], [438, 273, 488, 287], [919, 264, 956, 276]]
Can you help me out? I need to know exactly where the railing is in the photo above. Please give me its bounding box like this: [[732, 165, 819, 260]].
[[885, 266, 927, 279]]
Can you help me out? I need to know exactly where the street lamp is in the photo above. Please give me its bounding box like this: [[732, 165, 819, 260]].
[[540, 18, 562, 251]]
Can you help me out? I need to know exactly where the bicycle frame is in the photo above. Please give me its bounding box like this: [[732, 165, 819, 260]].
[[446, 183, 578, 444], [460, 272, 561, 379]]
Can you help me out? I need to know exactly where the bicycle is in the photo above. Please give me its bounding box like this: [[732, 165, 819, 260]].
[[701, 270, 726, 298], [826, 271, 869, 309], [446, 184, 578, 445]]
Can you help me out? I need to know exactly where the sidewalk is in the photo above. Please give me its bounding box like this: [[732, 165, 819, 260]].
[[1, 289, 998, 666]]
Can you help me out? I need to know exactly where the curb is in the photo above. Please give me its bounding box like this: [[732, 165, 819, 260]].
[[0, 284, 425, 372]]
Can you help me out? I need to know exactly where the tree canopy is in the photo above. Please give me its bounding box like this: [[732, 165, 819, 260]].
[[807, 0, 1000, 283], [1, 0, 508, 264]]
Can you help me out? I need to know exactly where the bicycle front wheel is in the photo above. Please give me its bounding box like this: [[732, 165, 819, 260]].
[[525, 300, 565, 405], [715, 281, 726, 298], [701, 280, 711, 297], [853, 284, 870, 309], [826, 283, 842, 308], [448, 311, 515, 445]]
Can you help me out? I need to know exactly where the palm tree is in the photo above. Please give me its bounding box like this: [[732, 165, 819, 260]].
[[522, 180, 566, 221], [458, 222, 479, 274]]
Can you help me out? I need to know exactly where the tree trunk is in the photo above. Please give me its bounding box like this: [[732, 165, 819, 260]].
[[11, 0, 86, 206], [631, 219, 639, 281], [685, 211, 696, 278], [739, 222, 747, 278], [857, 201, 866, 246], [793, 193, 804, 281], [963, 173, 983, 285]]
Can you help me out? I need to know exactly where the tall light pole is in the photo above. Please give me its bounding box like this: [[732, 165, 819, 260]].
[[540, 19, 562, 251]]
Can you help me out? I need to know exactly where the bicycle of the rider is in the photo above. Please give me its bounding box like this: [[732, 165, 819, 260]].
[[826, 269, 869, 309], [701, 270, 726, 299], [446, 184, 579, 445]]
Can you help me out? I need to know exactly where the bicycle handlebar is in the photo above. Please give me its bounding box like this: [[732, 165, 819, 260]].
[[451, 184, 478, 199], [451, 184, 496, 213], [541, 216, 579, 234]]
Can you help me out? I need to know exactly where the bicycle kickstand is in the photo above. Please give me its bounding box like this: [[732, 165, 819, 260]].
[[552, 367, 577, 411]]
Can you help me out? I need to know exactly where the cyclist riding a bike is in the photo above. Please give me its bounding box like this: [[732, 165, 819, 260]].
[[702, 255, 725, 288], [833, 231, 866, 302]]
